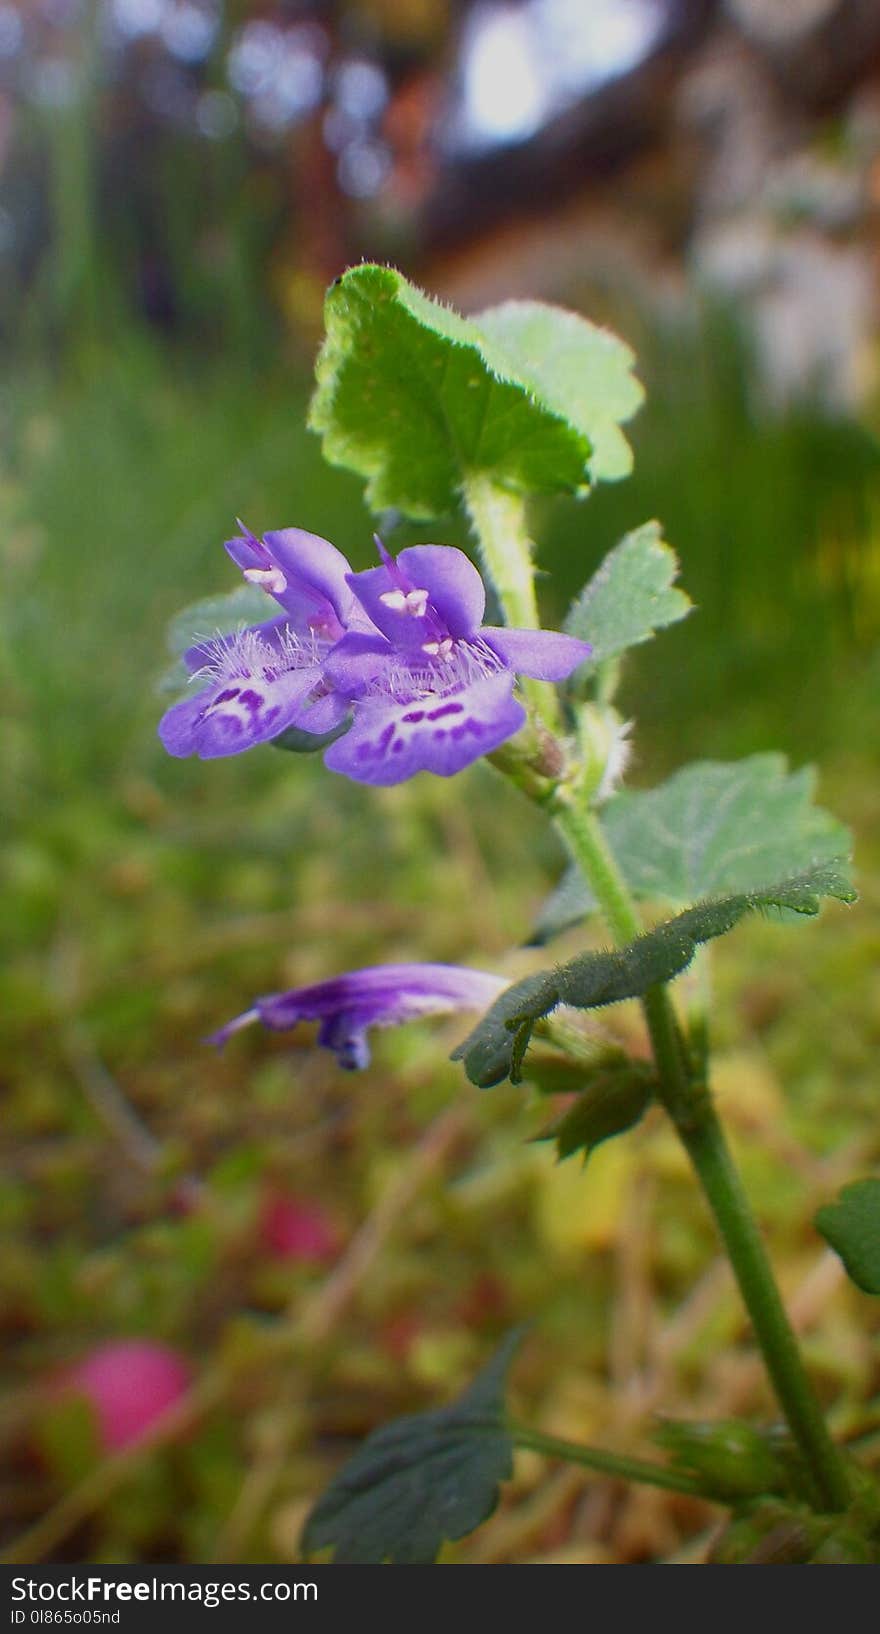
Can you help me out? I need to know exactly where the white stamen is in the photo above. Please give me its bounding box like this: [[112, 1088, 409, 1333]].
[[190, 624, 314, 686], [379, 586, 429, 617], [370, 637, 506, 704], [243, 565, 287, 595], [422, 638, 454, 659]]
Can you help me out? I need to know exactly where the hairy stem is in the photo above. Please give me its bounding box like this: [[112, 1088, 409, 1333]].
[[508, 1421, 717, 1499], [461, 472, 555, 723], [551, 793, 851, 1514]]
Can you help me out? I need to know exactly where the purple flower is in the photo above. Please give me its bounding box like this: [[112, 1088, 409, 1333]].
[[321, 543, 591, 786], [158, 525, 361, 760], [223, 524, 362, 644], [210, 962, 508, 1070], [158, 528, 590, 777]]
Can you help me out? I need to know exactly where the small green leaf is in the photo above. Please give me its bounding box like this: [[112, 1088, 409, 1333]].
[[564, 522, 691, 663], [270, 716, 352, 754], [309, 266, 641, 519], [534, 755, 853, 940], [166, 585, 270, 658], [475, 299, 643, 483], [517, 1045, 614, 1098], [815, 1179, 880, 1295], [456, 862, 854, 1086], [302, 1330, 524, 1564], [530, 865, 599, 947], [537, 1060, 654, 1163], [654, 1419, 791, 1501]]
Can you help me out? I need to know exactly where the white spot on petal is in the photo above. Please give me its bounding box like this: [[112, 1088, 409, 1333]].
[[244, 565, 288, 595], [379, 586, 429, 617]]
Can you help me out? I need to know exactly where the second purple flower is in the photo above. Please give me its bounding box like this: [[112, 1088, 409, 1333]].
[[321, 541, 590, 786], [158, 528, 591, 784]]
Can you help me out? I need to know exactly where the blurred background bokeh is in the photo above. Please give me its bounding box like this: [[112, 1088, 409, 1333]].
[[2, 0, 879, 1565]]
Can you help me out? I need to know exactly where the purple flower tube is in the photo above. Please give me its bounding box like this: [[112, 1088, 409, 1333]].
[[211, 962, 509, 1070]]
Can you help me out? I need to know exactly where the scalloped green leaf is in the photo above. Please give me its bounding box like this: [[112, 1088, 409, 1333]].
[[302, 1330, 523, 1564], [475, 299, 643, 482], [563, 521, 691, 663], [815, 1180, 880, 1295], [457, 862, 855, 1087], [309, 265, 641, 519], [534, 756, 852, 942]]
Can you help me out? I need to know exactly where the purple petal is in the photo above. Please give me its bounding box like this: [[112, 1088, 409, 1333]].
[[224, 527, 358, 639], [292, 688, 352, 736], [261, 528, 356, 624], [315, 1014, 373, 1070], [321, 631, 396, 697], [395, 547, 486, 638], [158, 666, 320, 759], [223, 530, 266, 575], [346, 545, 485, 650], [183, 615, 294, 675], [323, 671, 526, 786], [344, 562, 433, 650], [210, 963, 508, 1068], [481, 626, 592, 680]]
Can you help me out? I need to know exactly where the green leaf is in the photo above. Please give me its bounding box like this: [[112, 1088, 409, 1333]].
[[531, 865, 598, 947], [456, 862, 855, 1086], [475, 299, 643, 483], [815, 1179, 880, 1295], [534, 755, 853, 941], [270, 716, 352, 754], [166, 585, 271, 658], [516, 1043, 617, 1098], [654, 1419, 792, 1501], [536, 1060, 654, 1163], [563, 522, 691, 663], [302, 1330, 524, 1564], [309, 266, 641, 519]]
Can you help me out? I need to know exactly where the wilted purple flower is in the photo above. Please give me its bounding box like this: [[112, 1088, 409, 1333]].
[[321, 542, 591, 785], [211, 962, 508, 1070], [159, 526, 361, 758]]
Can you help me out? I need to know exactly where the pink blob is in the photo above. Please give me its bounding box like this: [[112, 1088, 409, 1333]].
[[259, 1194, 341, 1264], [61, 1340, 191, 1451]]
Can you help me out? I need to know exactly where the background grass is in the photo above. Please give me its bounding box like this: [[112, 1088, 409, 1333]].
[[2, 311, 879, 1563]]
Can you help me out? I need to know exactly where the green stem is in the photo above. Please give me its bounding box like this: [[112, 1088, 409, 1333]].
[[460, 472, 540, 631], [551, 794, 851, 1514], [508, 1421, 716, 1500], [461, 472, 554, 723]]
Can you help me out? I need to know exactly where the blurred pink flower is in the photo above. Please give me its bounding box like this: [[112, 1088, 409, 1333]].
[[60, 1340, 191, 1451], [259, 1193, 342, 1264]]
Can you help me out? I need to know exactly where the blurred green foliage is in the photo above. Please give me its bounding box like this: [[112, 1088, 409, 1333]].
[[2, 307, 879, 1563]]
